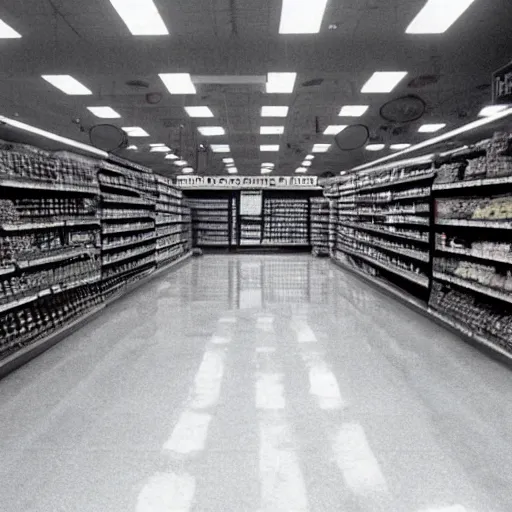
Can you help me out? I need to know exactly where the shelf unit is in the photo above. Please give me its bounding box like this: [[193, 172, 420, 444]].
[[0, 144, 103, 361], [331, 165, 434, 301], [429, 131, 512, 355], [310, 197, 330, 255], [98, 160, 157, 297]]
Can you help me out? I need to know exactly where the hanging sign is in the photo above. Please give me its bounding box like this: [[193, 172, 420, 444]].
[[493, 60, 512, 105], [176, 175, 319, 189]]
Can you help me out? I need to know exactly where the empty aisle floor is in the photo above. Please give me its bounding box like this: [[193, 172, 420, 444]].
[[1, 255, 512, 512]]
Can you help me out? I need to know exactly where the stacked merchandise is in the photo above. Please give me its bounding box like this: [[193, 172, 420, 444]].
[[240, 218, 262, 245], [230, 195, 238, 246], [155, 176, 192, 265], [0, 143, 102, 361], [332, 164, 434, 299], [188, 197, 231, 246], [262, 196, 309, 246], [98, 160, 157, 299], [430, 132, 512, 354], [309, 197, 330, 256]]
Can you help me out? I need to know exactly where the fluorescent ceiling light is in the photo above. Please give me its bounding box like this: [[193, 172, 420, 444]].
[[211, 144, 231, 153], [261, 106, 289, 117], [478, 105, 509, 117], [165, 153, 178, 160], [312, 144, 331, 153], [185, 106, 214, 117], [260, 145, 280, 151], [0, 116, 107, 157], [198, 126, 225, 136], [87, 106, 121, 119], [406, 0, 476, 34], [182, 167, 194, 174], [225, 162, 235, 167], [366, 144, 385, 151], [0, 19, 21, 38], [174, 160, 188, 166], [266, 72, 297, 93], [261, 162, 275, 167], [159, 73, 196, 94], [150, 143, 165, 147], [418, 123, 446, 133], [109, 0, 168, 35], [295, 167, 308, 173], [150, 146, 171, 152], [305, 154, 315, 160], [260, 126, 285, 135], [301, 161, 312, 167], [324, 125, 347, 135], [351, 107, 512, 172], [127, 145, 138, 150], [227, 168, 238, 174], [261, 168, 273, 174], [42, 75, 92, 95], [279, 0, 328, 34], [390, 143, 411, 150], [339, 105, 369, 117], [361, 72, 407, 93], [222, 157, 234, 164], [122, 126, 149, 137]]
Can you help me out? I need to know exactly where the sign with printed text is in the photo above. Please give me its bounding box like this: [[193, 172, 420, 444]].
[[176, 175, 319, 189], [493, 60, 512, 105]]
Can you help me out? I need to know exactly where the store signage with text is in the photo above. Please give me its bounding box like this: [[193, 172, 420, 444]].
[[176, 175, 319, 188], [493, 60, 512, 105]]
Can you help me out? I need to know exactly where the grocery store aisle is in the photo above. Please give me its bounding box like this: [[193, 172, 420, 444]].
[[1, 255, 512, 512]]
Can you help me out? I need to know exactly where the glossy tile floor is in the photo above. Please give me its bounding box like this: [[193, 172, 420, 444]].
[[2, 255, 512, 512]]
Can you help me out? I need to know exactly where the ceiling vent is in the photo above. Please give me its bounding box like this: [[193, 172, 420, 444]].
[[126, 79, 150, 89], [407, 75, 439, 88]]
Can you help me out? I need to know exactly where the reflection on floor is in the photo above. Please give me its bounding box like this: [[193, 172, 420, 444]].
[[1, 255, 512, 512]]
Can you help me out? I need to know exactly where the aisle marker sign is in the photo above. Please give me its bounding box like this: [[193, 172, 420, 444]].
[[176, 175, 319, 189]]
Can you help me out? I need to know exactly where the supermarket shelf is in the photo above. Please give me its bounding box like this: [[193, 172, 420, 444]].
[[17, 247, 98, 269], [1, 217, 100, 231], [0, 265, 15, 277], [339, 246, 429, 288], [155, 219, 187, 227], [433, 272, 512, 306], [436, 245, 512, 265], [103, 194, 154, 207], [157, 239, 187, 251], [156, 228, 189, 239], [383, 218, 430, 226], [102, 223, 154, 235], [436, 219, 512, 229], [0, 176, 99, 195], [433, 175, 512, 191], [339, 222, 429, 244], [99, 181, 144, 196], [103, 258, 156, 280], [102, 213, 155, 222], [357, 192, 431, 204], [0, 273, 101, 314], [358, 172, 435, 193], [103, 236, 155, 251], [102, 245, 156, 266]]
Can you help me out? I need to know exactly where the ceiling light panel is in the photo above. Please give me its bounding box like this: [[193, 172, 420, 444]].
[[109, 0, 168, 35], [295, 167, 308, 173], [366, 144, 386, 151], [324, 125, 347, 135], [419, 123, 446, 133], [261, 162, 275, 167], [260, 145, 280, 152], [261, 106, 289, 117], [478, 105, 509, 117], [390, 143, 411, 150], [339, 105, 369, 117], [223, 157, 234, 163], [227, 168, 238, 174], [305, 154, 315, 160], [301, 161, 312, 167], [42, 75, 92, 95], [279, 0, 328, 34], [261, 168, 273, 174], [312, 144, 331, 153], [260, 126, 285, 135], [127, 145, 138, 150], [185, 106, 214, 117], [165, 153, 178, 159], [198, 126, 225, 136], [122, 127, 149, 137], [0, 19, 21, 38], [182, 167, 194, 174], [174, 160, 188, 166], [150, 143, 165, 147], [361, 72, 408, 93], [150, 146, 171, 152], [266, 73, 297, 93], [159, 73, 196, 94], [406, 0, 476, 34], [87, 106, 121, 119], [211, 144, 231, 153]]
